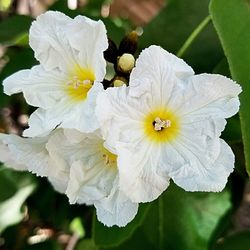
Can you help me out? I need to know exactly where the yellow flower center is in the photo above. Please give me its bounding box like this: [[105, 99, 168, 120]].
[[101, 147, 117, 168], [144, 107, 180, 143], [65, 66, 95, 102]]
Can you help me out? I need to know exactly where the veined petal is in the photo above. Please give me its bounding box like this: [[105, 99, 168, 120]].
[[66, 160, 116, 205], [3, 65, 66, 109], [60, 82, 104, 133], [29, 11, 108, 76], [170, 139, 234, 192], [129, 45, 194, 106], [171, 74, 242, 118], [29, 11, 72, 71], [117, 141, 170, 203], [0, 134, 27, 171], [0, 133, 50, 176], [65, 15, 108, 81], [96, 85, 147, 153], [23, 82, 103, 137], [95, 179, 138, 227], [46, 129, 81, 193], [64, 130, 117, 203]]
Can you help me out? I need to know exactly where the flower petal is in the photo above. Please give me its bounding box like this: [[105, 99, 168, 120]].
[[0, 133, 49, 176], [96, 85, 147, 153], [23, 82, 103, 137], [171, 74, 242, 119], [0, 134, 27, 171], [129, 45, 194, 105], [170, 139, 234, 192], [65, 15, 108, 81], [29, 11, 108, 77], [66, 160, 116, 205], [3, 65, 66, 109], [95, 179, 138, 227], [29, 11, 72, 71], [117, 142, 170, 203]]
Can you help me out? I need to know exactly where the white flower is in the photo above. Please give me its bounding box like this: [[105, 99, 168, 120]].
[[3, 11, 108, 137], [0, 130, 70, 193], [0, 129, 138, 227], [48, 129, 138, 227], [96, 45, 242, 203]]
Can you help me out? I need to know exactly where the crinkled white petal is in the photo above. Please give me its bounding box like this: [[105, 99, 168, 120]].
[[29, 11, 73, 71], [170, 139, 234, 192], [171, 74, 242, 118], [129, 45, 194, 105], [96, 85, 147, 153], [23, 82, 104, 137], [0, 134, 27, 171], [117, 142, 170, 203], [29, 11, 108, 79], [63, 130, 116, 204], [66, 160, 116, 205], [46, 129, 79, 193], [65, 15, 108, 81], [3, 65, 66, 109], [0, 133, 50, 176], [95, 178, 138, 227]]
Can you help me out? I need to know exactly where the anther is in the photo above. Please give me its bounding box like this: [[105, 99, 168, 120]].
[[153, 117, 171, 131]]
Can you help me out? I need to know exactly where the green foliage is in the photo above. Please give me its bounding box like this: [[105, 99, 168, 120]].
[[92, 184, 231, 250], [210, 0, 250, 176], [93, 203, 150, 247], [140, 0, 224, 73], [0, 15, 33, 46], [0, 167, 36, 234]]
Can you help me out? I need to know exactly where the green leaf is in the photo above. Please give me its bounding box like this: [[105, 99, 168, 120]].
[[213, 231, 250, 250], [0, 168, 37, 234], [102, 184, 231, 250], [93, 203, 151, 247], [140, 0, 224, 73], [209, 0, 250, 176], [0, 15, 33, 46], [77, 239, 99, 250]]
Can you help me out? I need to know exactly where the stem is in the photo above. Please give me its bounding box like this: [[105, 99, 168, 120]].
[[177, 15, 211, 58]]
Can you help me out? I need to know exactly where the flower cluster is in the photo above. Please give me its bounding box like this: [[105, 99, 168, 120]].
[[0, 11, 242, 227]]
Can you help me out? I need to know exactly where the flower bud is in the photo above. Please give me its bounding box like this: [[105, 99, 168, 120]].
[[104, 39, 118, 64], [112, 76, 127, 87], [117, 53, 135, 73], [119, 31, 138, 55]]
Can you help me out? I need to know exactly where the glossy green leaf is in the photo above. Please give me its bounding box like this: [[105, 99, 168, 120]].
[[140, 0, 223, 73], [101, 184, 231, 250], [210, 0, 250, 176], [93, 203, 151, 247], [0, 15, 33, 46], [0, 168, 36, 234]]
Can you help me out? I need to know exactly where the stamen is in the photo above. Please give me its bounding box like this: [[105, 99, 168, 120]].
[[83, 79, 91, 84], [154, 117, 171, 131], [103, 154, 110, 165], [67, 76, 92, 89]]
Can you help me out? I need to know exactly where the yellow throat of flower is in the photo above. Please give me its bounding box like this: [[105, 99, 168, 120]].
[[144, 107, 180, 144], [65, 66, 95, 102], [101, 146, 117, 168]]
